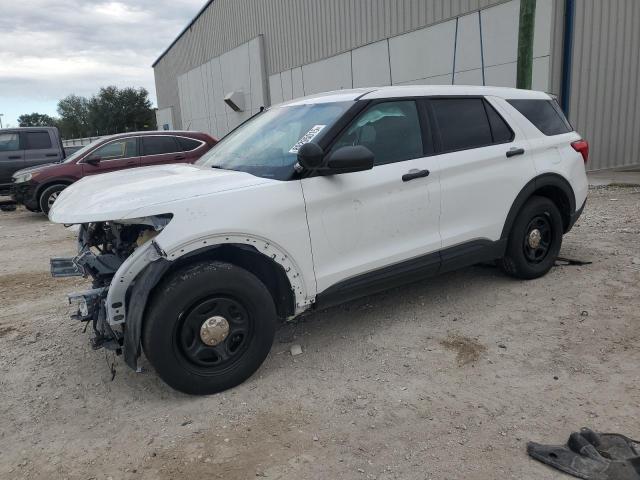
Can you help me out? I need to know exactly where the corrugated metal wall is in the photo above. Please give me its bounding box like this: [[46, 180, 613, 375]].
[[568, 0, 640, 170], [155, 0, 640, 171], [154, 0, 511, 128]]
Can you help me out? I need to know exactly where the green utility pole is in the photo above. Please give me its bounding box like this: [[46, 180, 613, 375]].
[[517, 0, 537, 89]]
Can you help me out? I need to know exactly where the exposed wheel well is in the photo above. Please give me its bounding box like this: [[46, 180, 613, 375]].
[[162, 244, 296, 319]]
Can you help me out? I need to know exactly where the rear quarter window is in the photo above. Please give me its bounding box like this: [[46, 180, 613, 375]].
[[177, 137, 202, 151], [507, 99, 572, 136]]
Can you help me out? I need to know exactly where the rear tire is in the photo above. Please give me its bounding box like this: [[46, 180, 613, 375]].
[[499, 196, 563, 279], [39, 184, 67, 214], [142, 261, 277, 395]]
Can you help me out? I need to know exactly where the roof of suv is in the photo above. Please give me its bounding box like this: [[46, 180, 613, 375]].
[[92, 130, 213, 142], [280, 85, 551, 107]]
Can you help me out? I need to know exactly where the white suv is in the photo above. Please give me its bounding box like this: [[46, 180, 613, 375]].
[[50, 86, 589, 394]]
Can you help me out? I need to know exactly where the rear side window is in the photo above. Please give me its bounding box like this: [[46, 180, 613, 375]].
[[24, 131, 52, 150], [142, 136, 181, 156], [177, 137, 202, 151], [507, 99, 572, 136], [0, 133, 20, 152], [430, 98, 493, 152], [485, 102, 514, 143]]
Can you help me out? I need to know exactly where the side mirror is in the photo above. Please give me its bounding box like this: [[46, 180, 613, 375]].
[[296, 142, 324, 170], [325, 146, 374, 174], [85, 156, 101, 166]]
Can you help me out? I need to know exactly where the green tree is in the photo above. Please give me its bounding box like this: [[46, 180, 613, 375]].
[[17, 112, 59, 127], [57, 94, 90, 138], [88, 86, 156, 135], [55, 87, 157, 139]]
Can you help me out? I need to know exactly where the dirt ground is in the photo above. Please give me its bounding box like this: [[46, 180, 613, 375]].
[[1, 186, 639, 480]]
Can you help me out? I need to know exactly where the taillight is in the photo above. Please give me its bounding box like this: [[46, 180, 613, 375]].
[[572, 139, 589, 163]]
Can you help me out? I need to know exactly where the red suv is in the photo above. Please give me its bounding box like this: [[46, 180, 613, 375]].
[[11, 131, 217, 214]]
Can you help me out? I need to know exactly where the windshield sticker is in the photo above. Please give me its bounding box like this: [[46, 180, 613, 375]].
[[289, 125, 326, 154]]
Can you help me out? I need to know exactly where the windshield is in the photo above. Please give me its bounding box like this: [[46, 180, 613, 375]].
[[63, 140, 102, 163], [196, 102, 352, 180]]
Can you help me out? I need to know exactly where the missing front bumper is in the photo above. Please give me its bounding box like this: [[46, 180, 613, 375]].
[[51, 257, 84, 277], [67, 286, 122, 352]]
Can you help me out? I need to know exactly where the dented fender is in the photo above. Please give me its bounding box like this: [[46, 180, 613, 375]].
[[119, 235, 313, 370], [160, 234, 313, 314]]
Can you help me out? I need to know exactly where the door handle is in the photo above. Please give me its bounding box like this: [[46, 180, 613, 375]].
[[126, 161, 137, 166], [402, 169, 430, 182], [174, 155, 186, 160], [506, 147, 525, 158], [46, 153, 58, 157], [8, 156, 21, 160]]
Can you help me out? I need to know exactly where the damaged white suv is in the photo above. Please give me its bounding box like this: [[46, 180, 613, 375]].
[[50, 86, 589, 395]]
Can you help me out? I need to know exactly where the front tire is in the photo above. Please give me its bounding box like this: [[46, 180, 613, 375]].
[[39, 184, 67, 214], [142, 261, 276, 395], [500, 196, 563, 279]]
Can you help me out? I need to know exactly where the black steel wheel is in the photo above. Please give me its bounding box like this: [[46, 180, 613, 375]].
[[143, 261, 276, 395], [522, 215, 553, 264], [177, 296, 253, 370], [500, 196, 563, 280]]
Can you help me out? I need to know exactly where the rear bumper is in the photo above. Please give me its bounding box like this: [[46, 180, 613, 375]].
[[11, 182, 39, 210], [567, 198, 586, 233]]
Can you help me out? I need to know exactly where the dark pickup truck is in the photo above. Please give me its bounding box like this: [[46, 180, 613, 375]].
[[0, 127, 65, 195]]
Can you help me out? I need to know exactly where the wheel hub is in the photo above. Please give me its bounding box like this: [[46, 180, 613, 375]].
[[48, 192, 59, 207], [528, 228, 542, 249], [199, 316, 230, 346]]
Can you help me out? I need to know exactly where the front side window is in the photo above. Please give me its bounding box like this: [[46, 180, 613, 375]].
[[24, 131, 52, 150], [91, 138, 137, 161], [142, 136, 181, 156], [197, 102, 352, 180], [332, 100, 424, 166], [0, 133, 20, 152]]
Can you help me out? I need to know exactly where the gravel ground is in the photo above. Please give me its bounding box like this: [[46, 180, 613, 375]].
[[1, 186, 639, 480]]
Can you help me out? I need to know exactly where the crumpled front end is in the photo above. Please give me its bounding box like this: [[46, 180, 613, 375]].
[[51, 216, 172, 365]]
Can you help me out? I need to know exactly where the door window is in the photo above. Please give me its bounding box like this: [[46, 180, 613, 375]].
[[141, 136, 181, 156], [0, 133, 20, 152], [91, 138, 138, 161], [485, 102, 514, 143], [177, 137, 202, 151], [430, 98, 495, 153], [24, 131, 52, 150], [332, 100, 424, 166]]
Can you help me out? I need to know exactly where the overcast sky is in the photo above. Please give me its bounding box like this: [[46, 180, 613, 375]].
[[0, 0, 204, 127]]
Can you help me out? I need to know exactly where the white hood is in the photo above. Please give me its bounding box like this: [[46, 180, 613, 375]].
[[49, 163, 271, 224]]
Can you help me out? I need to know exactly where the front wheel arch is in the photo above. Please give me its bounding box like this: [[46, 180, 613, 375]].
[[38, 182, 71, 214], [122, 243, 300, 370], [163, 244, 297, 319]]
